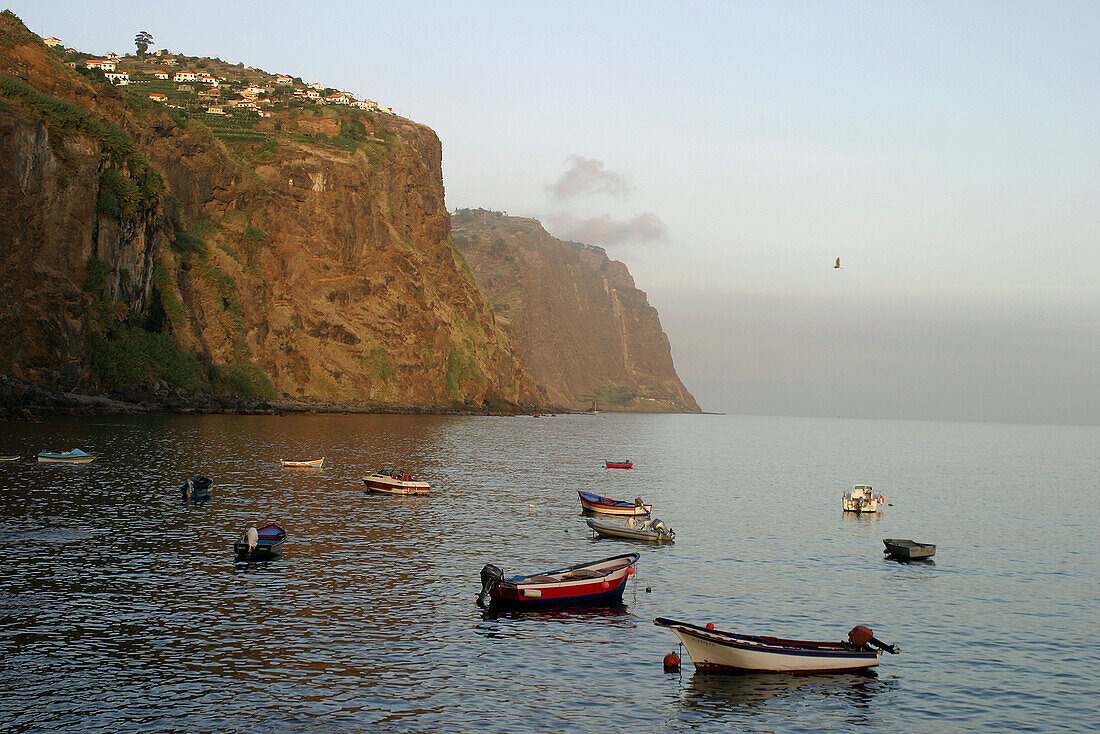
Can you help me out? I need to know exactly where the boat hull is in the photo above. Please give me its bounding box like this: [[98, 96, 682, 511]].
[[487, 553, 638, 608], [883, 539, 935, 560], [605, 462, 633, 469], [578, 491, 651, 516], [37, 455, 96, 464], [655, 618, 881, 674], [586, 518, 674, 543], [363, 474, 430, 495], [282, 459, 324, 468]]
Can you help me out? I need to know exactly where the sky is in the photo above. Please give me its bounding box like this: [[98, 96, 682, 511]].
[[11, 1, 1099, 424]]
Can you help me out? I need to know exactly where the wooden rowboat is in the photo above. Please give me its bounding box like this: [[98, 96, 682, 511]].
[[363, 471, 430, 495], [282, 458, 325, 468], [655, 618, 900, 674], [578, 490, 652, 516], [883, 538, 936, 560], [234, 523, 286, 561], [36, 449, 96, 464], [605, 460, 633, 469], [478, 553, 639, 608], [586, 516, 675, 543]]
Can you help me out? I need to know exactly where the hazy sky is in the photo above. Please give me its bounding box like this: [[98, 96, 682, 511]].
[[11, 1, 1099, 424]]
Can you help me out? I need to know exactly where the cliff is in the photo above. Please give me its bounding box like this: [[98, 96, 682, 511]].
[[451, 209, 699, 413], [0, 13, 538, 413]]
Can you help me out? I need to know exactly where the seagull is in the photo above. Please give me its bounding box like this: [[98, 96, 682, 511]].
[[834, 258, 842, 269]]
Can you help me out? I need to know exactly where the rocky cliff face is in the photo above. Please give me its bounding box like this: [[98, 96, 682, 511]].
[[0, 13, 538, 412], [451, 209, 699, 413]]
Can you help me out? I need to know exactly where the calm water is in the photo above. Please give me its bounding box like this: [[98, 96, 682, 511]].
[[0, 413, 1097, 733]]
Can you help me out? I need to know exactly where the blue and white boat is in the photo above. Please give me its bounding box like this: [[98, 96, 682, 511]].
[[36, 449, 96, 464], [234, 524, 286, 561], [180, 476, 213, 501]]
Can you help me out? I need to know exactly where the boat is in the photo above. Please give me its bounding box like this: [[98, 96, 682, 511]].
[[605, 460, 633, 469], [477, 552, 639, 608], [0, 455, 19, 462], [842, 484, 885, 513], [578, 490, 652, 516], [654, 618, 900, 674], [36, 449, 96, 464], [180, 476, 213, 501], [234, 523, 286, 561], [586, 516, 675, 543], [282, 458, 325, 468], [883, 538, 935, 560], [363, 471, 430, 495]]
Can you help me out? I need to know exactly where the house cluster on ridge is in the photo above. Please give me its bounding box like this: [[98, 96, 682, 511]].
[[41, 33, 398, 117]]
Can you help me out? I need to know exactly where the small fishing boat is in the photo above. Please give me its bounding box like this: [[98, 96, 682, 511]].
[[605, 459, 633, 469], [180, 476, 213, 501], [478, 552, 639, 607], [363, 471, 430, 495], [282, 458, 325, 468], [842, 484, 885, 513], [36, 449, 96, 464], [586, 516, 675, 543], [578, 490, 652, 516], [234, 523, 286, 561], [0, 455, 19, 462], [654, 618, 900, 674], [883, 538, 935, 560]]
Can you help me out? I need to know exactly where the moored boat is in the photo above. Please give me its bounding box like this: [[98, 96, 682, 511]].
[[586, 516, 675, 543], [234, 523, 286, 561], [36, 449, 96, 464], [842, 484, 884, 513], [0, 455, 19, 462], [578, 490, 652, 516], [180, 476, 213, 501], [478, 552, 639, 608], [605, 460, 633, 469], [282, 458, 325, 468], [654, 618, 900, 674], [363, 471, 430, 495], [883, 538, 935, 560]]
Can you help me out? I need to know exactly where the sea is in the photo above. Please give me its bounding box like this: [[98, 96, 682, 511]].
[[0, 413, 1097, 733]]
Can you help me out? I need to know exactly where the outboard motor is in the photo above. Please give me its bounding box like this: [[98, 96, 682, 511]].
[[477, 564, 504, 607], [848, 625, 901, 654]]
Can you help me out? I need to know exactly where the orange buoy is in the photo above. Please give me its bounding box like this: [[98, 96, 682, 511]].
[[626, 566, 635, 575], [663, 652, 681, 671], [706, 623, 715, 630]]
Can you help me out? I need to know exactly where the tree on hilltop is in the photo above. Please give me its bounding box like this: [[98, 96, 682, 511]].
[[134, 30, 153, 57]]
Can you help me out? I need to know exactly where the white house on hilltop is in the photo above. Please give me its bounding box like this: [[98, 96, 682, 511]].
[[103, 71, 129, 85], [86, 59, 116, 72], [43, 36, 63, 48]]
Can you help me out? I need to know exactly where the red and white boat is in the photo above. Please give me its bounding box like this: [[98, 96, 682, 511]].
[[654, 618, 900, 674], [362, 471, 430, 495], [478, 553, 639, 607], [578, 490, 652, 516], [605, 460, 633, 469]]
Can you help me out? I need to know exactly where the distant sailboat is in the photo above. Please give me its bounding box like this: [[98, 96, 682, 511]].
[[834, 258, 842, 269]]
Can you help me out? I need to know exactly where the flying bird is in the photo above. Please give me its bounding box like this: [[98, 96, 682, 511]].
[[834, 258, 842, 269]]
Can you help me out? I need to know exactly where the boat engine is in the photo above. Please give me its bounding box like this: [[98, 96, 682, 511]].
[[848, 625, 901, 654], [477, 564, 504, 607]]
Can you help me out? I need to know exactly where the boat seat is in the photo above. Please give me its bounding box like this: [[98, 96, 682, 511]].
[[526, 575, 559, 583], [567, 569, 604, 579]]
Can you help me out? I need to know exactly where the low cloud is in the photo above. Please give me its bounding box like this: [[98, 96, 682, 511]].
[[546, 156, 633, 199], [548, 212, 668, 245]]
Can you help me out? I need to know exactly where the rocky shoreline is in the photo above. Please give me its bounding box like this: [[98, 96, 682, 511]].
[[0, 376, 540, 420]]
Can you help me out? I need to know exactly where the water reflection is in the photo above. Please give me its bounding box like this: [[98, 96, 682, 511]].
[[680, 670, 888, 724]]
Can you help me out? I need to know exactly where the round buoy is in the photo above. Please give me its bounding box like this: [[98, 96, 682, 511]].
[[706, 623, 715, 630], [626, 566, 635, 575], [601, 581, 610, 589], [663, 652, 681, 671]]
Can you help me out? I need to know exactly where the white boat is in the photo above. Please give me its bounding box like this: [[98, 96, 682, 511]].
[[654, 618, 900, 674], [586, 516, 675, 543], [842, 484, 884, 513], [36, 449, 96, 464], [282, 458, 324, 468], [363, 471, 430, 495]]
